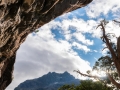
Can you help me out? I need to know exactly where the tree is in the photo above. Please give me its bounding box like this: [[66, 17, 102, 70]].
[[75, 20, 120, 89], [58, 80, 112, 90]]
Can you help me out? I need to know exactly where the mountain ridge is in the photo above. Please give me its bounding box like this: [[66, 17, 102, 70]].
[[14, 71, 80, 90]]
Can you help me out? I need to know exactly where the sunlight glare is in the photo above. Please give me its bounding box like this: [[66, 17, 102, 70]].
[[91, 70, 106, 77]]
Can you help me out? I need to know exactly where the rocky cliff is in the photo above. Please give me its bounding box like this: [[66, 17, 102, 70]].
[[0, 0, 92, 90], [14, 72, 80, 90]]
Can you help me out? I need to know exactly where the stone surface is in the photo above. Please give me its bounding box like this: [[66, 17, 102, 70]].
[[0, 0, 92, 90]]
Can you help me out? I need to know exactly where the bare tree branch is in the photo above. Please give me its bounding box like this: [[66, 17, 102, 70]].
[[97, 21, 120, 77], [74, 70, 99, 79], [113, 20, 120, 24], [100, 22, 117, 60], [74, 70, 108, 85]]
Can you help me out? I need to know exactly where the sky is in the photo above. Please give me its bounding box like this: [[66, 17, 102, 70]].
[[6, 0, 120, 90]]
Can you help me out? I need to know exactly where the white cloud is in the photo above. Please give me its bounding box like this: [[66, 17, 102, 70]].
[[86, 0, 120, 18], [72, 42, 90, 53], [59, 18, 101, 38], [105, 21, 120, 38], [93, 50, 98, 52], [60, 18, 96, 34], [73, 32, 94, 45]]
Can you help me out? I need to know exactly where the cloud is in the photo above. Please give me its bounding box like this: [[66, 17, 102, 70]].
[[72, 42, 90, 53], [105, 21, 120, 38], [85, 0, 120, 18], [58, 18, 101, 38], [73, 32, 94, 45], [93, 50, 98, 52]]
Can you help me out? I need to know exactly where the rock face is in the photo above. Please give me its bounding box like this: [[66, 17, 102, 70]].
[[14, 71, 80, 90], [0, 0, 92, 90]]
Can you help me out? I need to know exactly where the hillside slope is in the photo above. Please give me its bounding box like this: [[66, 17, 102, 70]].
[[14, 72, 80, 90]]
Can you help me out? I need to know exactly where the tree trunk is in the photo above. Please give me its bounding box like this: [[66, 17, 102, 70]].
[[107, 73, 120, 89], [0, 0, 92, 89], [100, 21, 120, 89]]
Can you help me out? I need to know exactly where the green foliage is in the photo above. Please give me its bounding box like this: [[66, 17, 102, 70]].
[[58, 80, 112, 90], [58, 84, 76, 90], [92, 43, 118, 81], [93, 55, 113, 72]]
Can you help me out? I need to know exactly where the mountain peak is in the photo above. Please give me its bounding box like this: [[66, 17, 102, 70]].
[[14, 72, 80, 90], [63, 71, 69, 74]]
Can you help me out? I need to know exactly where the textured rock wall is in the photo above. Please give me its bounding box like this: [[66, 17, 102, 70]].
[[0, 0, 92, 89]]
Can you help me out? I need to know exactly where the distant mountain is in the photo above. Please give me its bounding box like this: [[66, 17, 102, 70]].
[[14, 71, 80, 90]]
